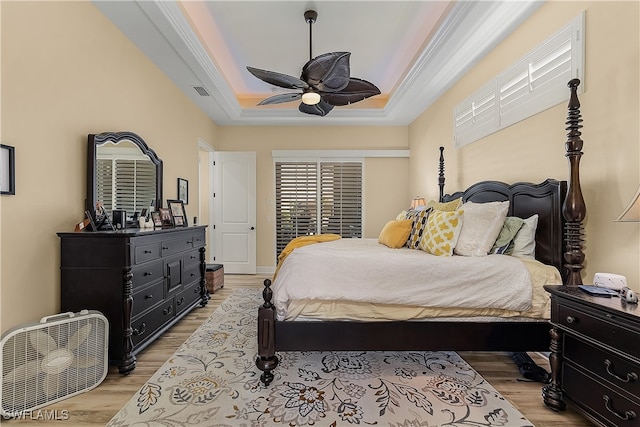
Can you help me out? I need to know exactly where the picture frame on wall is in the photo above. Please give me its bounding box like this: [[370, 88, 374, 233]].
[[167, 199, 188, 227], [1, 144, 15, 195], [178, 178, 188, 204]]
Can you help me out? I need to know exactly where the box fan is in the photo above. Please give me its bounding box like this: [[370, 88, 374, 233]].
[[1, 310, 108, 418]]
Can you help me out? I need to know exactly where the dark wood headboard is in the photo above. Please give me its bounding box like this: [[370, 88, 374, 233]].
[[442, 180, 567, 278]]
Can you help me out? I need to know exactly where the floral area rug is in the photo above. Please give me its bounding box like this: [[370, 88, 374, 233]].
[[107, 289, 532, 426]]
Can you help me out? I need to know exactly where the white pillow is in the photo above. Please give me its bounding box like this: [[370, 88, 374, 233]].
[[506, 214, 539, 259], [454, 201, 509, 257]]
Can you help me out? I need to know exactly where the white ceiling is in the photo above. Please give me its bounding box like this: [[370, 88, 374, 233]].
[[93, 1, 542, 126]]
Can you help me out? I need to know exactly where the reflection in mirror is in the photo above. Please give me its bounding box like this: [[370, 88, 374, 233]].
[[96, 140, 156, 214], [87, 132, 162, 228]]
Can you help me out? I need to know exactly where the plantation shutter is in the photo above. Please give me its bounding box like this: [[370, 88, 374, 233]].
[[275, 160, 363, 260], [320, 162, 362, 238], [454, 12, 583, 148], [499, 21, 577, 129], [275, 162, 318, 257]]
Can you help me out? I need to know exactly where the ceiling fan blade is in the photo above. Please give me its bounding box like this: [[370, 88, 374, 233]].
[[257, 93, 302, 106], [299, 100, 334, 116], [302, 52, 351, 92], [246, 66, 308, 90], [321, 78, 381, 106]]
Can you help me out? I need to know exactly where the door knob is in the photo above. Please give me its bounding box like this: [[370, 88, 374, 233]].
[[249, 226, 255, 230]]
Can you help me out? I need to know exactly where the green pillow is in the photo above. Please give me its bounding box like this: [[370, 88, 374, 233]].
[[492, 216, 524, 254]]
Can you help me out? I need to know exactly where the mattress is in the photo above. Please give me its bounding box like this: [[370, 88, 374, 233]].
[[273, 239, 562, 321]]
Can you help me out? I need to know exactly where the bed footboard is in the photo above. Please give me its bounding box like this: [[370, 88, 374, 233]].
[[256, 279, 278, 385]]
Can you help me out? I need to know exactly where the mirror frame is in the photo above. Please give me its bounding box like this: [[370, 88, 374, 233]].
[[86, 131, 163, 217]]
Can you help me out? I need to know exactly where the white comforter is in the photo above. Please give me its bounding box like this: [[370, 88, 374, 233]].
[[273, 238, 538, 321]]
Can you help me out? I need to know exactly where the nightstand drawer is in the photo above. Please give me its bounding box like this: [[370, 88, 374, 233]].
[[557, 303, 639, 356], [563, 364, 639, 427], [565, 335, 640, 398]]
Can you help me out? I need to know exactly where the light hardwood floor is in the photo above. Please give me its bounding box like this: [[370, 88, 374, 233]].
[[6, 275, 590, 426]]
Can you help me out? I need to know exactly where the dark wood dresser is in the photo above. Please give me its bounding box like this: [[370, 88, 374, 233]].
[[543, 285, 639, 426], [58, 226, 208, 374]]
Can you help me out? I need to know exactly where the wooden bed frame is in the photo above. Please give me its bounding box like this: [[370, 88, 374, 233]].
[[256, 79, 586, 386]]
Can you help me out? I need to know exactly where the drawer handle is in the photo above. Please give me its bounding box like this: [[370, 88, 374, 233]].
[[144, 294, 153, 299], [190, 255, 196, 259], [566, 316, 576, 324], [177, 297, 185, 306], [163, 306, 173, 315], [603, 395, 636, 421], [194, 287, 199, 294], [144, 250, 152, 254], [605, 359, 639, 383], [144, 272, 153, 276], [132, 322, 146, 336], [162, 246, 169, 250]]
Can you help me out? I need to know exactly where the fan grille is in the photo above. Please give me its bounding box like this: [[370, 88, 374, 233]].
[[0, 311, 108, 418]]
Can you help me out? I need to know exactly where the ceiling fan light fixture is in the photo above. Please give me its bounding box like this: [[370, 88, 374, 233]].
[[301, 90, 321, 105]]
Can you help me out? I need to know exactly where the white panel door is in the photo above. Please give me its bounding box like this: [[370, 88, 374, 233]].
[[213, 151, 256, 274]]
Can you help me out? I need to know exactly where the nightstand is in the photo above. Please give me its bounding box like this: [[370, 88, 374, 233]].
[[543, 285, 640, 426]]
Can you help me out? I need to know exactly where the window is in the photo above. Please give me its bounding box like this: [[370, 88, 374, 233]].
[[275, 160, 362, 258], [454, 12, 584, 148]]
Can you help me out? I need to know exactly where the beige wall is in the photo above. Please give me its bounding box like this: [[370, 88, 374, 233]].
[[1, 2, 218, 330], [409, 1, 640, 288], [212, 127, 410, 268]]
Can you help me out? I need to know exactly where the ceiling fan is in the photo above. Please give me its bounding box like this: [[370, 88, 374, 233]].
[[246, 10, 381, 117]]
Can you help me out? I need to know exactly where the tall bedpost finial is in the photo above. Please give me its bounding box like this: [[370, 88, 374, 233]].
[[438, 146, 445, 202], [562, 78, 586, 286]]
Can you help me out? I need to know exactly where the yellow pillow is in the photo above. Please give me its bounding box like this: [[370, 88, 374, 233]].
[[418, 210, 464, 256], [378, 219, 413, 248], [426, 197, 462, 212]]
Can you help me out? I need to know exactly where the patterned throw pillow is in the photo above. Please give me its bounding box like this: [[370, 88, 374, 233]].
[[418, 209, 464, 256], [426, 197, 463, 212], [378, 219, 413, 248], [405, 208, 431, 249]]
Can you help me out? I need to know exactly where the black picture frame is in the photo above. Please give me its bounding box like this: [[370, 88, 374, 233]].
[[167, 199, 188, 227], [1, 144, 16, 195], [178, 177, 188, 204]]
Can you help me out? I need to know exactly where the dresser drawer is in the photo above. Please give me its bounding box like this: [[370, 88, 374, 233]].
[[191, 230, 206, 248], [175, 282, 201, 315], [131, 299, 175, 349], [563, 363, 639, 427], [183, 248, 201, 269], [131, 259, 164, 289], [161, 237, 193, 257], [557, 303, 639, 356], [132, 280, 165, 319], [565, 335, 640, 398], [134, 241, 161, 265], [183, 263, 201, 287]]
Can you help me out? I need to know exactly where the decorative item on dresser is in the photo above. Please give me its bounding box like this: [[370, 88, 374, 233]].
[[543, 285, 639, 427], [58, 226, 208, 374]]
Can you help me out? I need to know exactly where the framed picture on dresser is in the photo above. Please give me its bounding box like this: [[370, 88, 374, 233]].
[[167, 199, 188, 227], [158, 208, 174, 228]]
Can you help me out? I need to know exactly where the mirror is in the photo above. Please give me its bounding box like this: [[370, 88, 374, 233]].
[[86, 132, 163, 227]]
